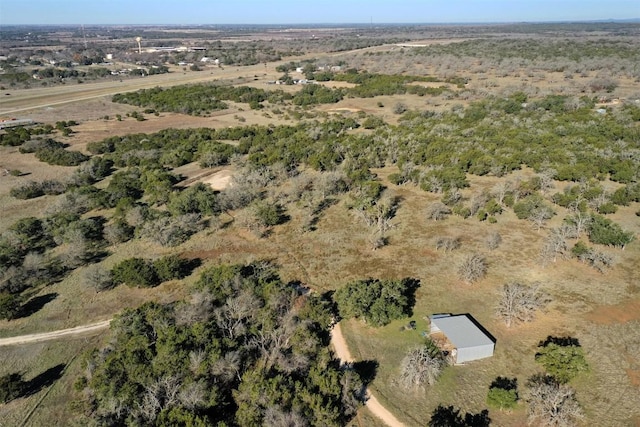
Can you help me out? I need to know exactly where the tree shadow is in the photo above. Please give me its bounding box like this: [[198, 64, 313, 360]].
[[538, 335, 580, 348], [16, 292, 58, 319], [352, 360, 378, 386], [305, 198, 339, 231], [401, 278, 421, 317], [23, 364, 66, 397]]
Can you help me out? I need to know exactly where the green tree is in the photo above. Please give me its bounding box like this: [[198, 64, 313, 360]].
[[168, 182, 219, 216], [535, 336, 589, 383], [153, 255, 197, 282], [487, 377, 518, 410], [111, 258, 159, 288], [587, 214, 634, 248], [252, 200, 286, 227], [0, 372, 27, 403], [0, 292, 23, 320], [334, 278, 419, 327]]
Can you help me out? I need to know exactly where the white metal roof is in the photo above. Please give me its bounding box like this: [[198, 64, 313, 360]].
[[431, 315, 494, 349]]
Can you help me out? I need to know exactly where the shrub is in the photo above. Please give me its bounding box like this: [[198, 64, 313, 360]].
[[35, 147, 89, 166], [111, 258, 159, 288], [252, 200, 286, 227], [10, 181, 44, 199], [392, 102, 408, 114], [153, 255, 197, 282], [457, 254, 487, 284], [141, 214, 205, 247], [0, 292, 23, 321], [487, 377, 518, 410]]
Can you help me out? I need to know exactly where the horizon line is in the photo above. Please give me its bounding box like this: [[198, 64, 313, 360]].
[[2, 18, 640, 27]]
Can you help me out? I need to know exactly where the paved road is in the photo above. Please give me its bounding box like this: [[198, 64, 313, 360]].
[[0, 320, 111, 346], [0, 42, 406, 116], [0, 65, 267, 115], [331, 322, 406, 427]]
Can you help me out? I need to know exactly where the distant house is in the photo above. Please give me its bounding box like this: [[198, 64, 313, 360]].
[[429, 314, 495, 364]]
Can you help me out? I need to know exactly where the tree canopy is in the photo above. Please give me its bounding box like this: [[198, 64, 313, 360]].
[[334, 277, 419, 326], [79, 262, 364, 426]]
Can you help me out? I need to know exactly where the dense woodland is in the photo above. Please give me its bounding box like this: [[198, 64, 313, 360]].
[[74, 263, 366, 426]]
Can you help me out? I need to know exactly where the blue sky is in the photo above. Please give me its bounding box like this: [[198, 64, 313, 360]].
[[1, 0, 638, 25]]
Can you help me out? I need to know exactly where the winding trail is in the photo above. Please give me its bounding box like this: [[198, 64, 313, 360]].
[[331, 322, 406, 427], [0, 319, 404, 425], [0, 320, 111, 347]]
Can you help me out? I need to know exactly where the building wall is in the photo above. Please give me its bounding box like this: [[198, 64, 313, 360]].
[[456, 344, 494, 364]]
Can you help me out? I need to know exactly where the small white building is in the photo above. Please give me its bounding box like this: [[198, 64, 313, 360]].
[[430, 314, 495, 364]]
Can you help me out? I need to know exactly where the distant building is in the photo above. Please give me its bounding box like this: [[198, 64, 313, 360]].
[[0, 118, 35, 129], [429, 314, 495, 364]]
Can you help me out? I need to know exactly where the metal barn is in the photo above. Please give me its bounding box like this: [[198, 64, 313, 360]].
[[430, 314, 495, 364]]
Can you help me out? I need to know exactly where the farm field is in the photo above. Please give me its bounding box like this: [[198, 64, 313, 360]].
[[1, 22, 639, 427]]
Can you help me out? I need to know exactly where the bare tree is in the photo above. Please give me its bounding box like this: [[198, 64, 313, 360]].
[[485, 231, 502, 250], [175, 291, 215, 325], [458, 254, 488, 284], [60, 230, 92, 268], [441, 187, 462, 206], [178, 381, 206, 411], [469, 191, 490, 216], [496, 282, 551, 328], [529, 206, 555, 231], [315, 170, 347, 200], [577, 249, 614, 273], [215, 290, 261, 340], [210, 350, 242, 384], [565, 213, 591, 239], [398, 345, 446, 389], [188, 350, 206, 376], [137, 375, 182, 422], [525, 374, 584, 427], [538, 168, 557, 194], [103, 221, 133, 245], [491, 181, 513, 206], [540, 228, 568, 265], [426, 202, 451, 221], [263, 406, 309, 427], [435, 236, 461, 252], [84, 265, 114, 292]]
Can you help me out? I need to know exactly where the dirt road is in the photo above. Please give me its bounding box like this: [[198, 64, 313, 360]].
[[0, 320, 111, 346], [0, 319, 406, 426], [331, 322, 406, 427]]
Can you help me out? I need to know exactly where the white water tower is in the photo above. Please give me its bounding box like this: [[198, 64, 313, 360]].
[[135, 37, 142, 54]]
